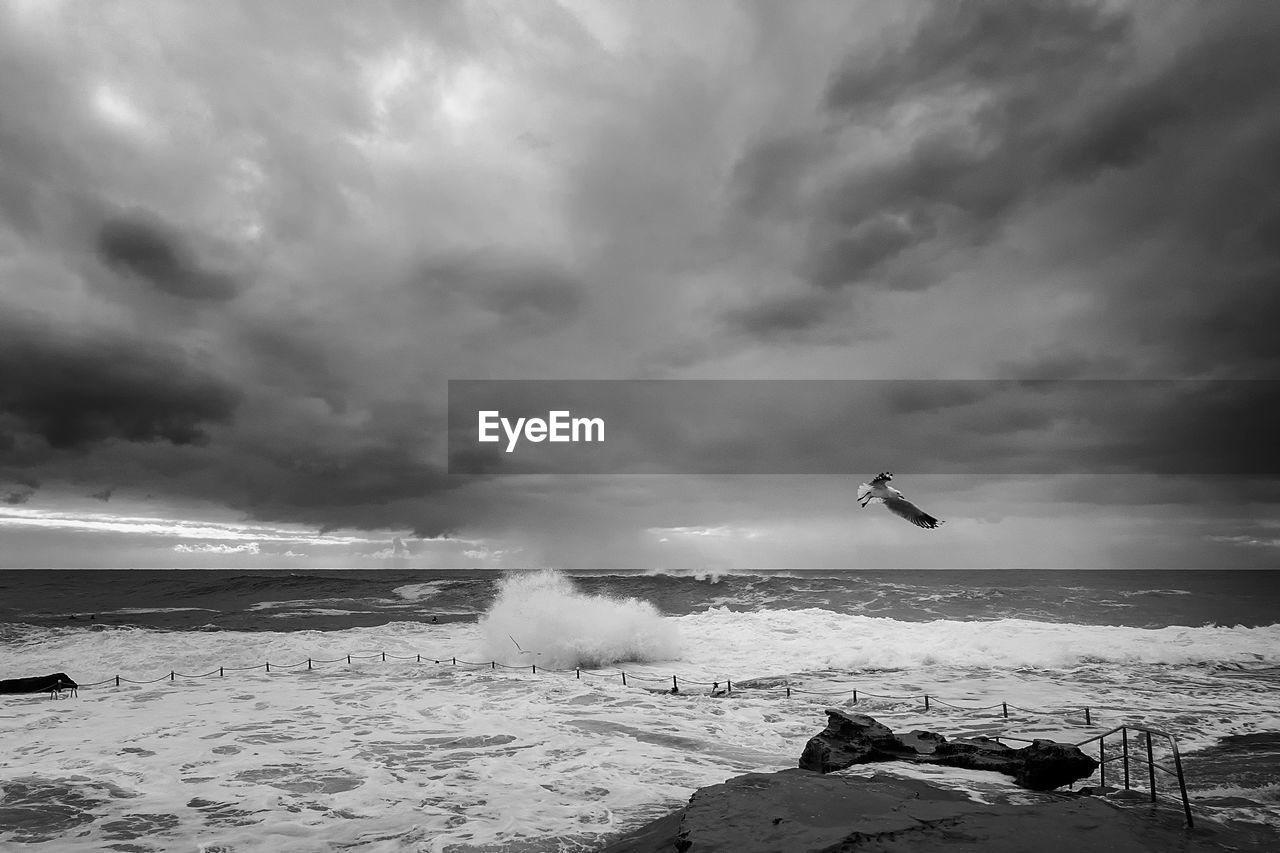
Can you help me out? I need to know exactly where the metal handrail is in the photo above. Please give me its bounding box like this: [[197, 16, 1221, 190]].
[[1074, 724, 1193, 828]]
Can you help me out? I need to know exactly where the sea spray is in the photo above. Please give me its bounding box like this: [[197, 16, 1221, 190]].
[[478, 569, 681, 668]]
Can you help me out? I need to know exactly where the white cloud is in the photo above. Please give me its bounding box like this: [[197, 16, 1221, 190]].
[[173, 541, 260, 554]]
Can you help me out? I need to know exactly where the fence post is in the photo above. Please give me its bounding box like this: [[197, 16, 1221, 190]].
[[924, 694, 930, 711], [672, 675, 678, 693], [576, 668, 580, 679], [1099, 739, 1106, 789], [1122, 727, 1130, 790], [452, 657, 457, 665], [170, 671, 175, 681], [1002, 702, 1008, 718], [219, 667, 223, 677], [266, 662, 270, 672], [532, 664, 537, 674], [622, 672, 627, 686], [852, 689, 857, 703], [1171, 740, 1194, 829], [1085, 707, 1091, 725], [1146, 733, 1157, 803], [347, 655, 351, 664], [417, 654, 421, 663], [786, 687, 791, 698], [308, 658, 312, 670], [727, 680, 732, 694], [491, 661, 495, 670], [115, 675, 120, 687]]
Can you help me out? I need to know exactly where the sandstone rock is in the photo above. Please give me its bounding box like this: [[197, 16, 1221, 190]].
[[925, 736, 1022, 774], [1013, 739, 1101, 791], [797, 709, 914, 772], [799, 712, 1097, 791], [600, 768, 1278, 853], [673, 769, 976, 853], [897, 729, 947, 755]]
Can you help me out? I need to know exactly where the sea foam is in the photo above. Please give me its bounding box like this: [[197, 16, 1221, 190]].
[[477, 569, 681, 668], [676, 606, 1280, 674]]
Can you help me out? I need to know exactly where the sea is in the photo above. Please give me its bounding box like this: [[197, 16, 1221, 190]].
[[1, 568, 1278, 852]]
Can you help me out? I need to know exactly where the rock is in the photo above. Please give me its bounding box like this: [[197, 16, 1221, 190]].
[[1013, 739, 1100, 791], [799, 712, 1097, 791], [798, 709, 914, 772], [600, 768, 1280, 853], [897, 729, 947, 755], [0, 672, 78, 697], [925, 736, 1022, 774], [673, 769, 978, 853]]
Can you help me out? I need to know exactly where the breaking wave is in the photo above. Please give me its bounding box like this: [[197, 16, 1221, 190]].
[[478, 570, 681, 668]]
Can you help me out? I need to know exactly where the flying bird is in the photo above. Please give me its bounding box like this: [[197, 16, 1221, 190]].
[[857, 472, 943, 529]]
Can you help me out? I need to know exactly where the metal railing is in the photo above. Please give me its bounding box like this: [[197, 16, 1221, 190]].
[[1074, 724, 1193, 828]]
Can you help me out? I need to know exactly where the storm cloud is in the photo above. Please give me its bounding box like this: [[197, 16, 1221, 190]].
[[97, 214, 242, 301], [0, 1, 1277, 568], [727, 0, 1280, 377], [0, 317, 240, 450]]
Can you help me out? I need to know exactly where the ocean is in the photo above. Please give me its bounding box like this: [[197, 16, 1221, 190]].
[[1, 568, 1278, 851]]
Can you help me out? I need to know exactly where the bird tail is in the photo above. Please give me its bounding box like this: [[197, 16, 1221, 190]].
[[856, 482, 879, 503]]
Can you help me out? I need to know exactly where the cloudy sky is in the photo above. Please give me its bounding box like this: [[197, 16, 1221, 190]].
[[1, 0, 1277, 570]]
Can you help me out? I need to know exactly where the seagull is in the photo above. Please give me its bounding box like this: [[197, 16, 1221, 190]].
[[509, 635, 541, 656], [857, 472, 943, 529]]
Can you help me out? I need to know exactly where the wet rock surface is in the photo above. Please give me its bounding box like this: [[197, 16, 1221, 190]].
[[599, 769, 1280, 853], [799, 709, 1098, 791]]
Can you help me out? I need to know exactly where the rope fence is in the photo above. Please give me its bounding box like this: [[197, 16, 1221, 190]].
[[53, 650, 1225, 831], [61, 650, 1112, 728]]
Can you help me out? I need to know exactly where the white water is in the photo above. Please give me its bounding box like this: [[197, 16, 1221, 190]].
[[3, 571, 1279, 851], [477, 571, 681, 669]]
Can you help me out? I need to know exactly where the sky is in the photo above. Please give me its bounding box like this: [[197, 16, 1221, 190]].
[[1, 0, 1278, 570]]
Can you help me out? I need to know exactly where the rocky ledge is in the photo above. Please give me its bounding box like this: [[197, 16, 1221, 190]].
[[598, 768, 1271, 853], [798, 709, 1097, 791], [596, 711, 1279, 853]]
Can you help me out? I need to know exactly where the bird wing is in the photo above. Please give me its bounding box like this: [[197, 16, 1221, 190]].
[[882, 495, 942, 529]]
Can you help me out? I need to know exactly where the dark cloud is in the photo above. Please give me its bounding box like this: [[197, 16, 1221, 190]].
[[0, 316, 241, 450], [884, 381, 988, 414], [97, 214, 242, 301], [416, 251, 586, 336], [729, 133, 827, 218], [232, 443, 465, 539], [804, 212, 936, 291], [727, 0, 1280, 355], [0, 472, 40, 489], [231, 320, 351, 412], [1047, 8, 1280, 376], [0, 2, 1275, 568], [722, 292, 838, 339], [2, 488, 34, 505], [825, 1, 1130, 110], [998, 350, 1134, 380], [809, 0, 1133, 290]]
